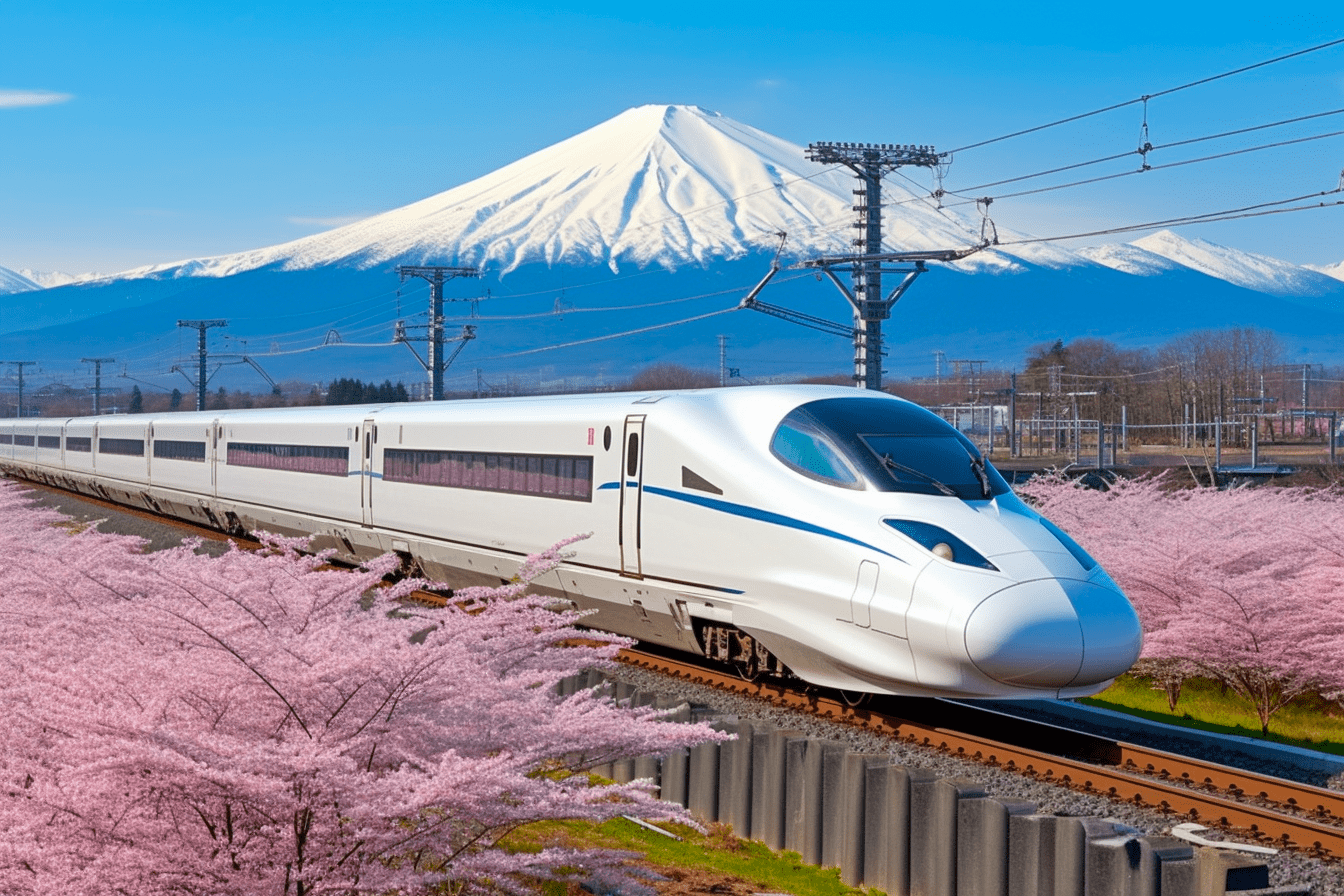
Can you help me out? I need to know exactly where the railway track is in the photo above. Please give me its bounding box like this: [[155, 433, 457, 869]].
[[618, 646, 1344, 861]]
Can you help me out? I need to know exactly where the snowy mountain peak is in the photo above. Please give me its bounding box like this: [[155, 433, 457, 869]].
[[0, 265, 39, 295], [1129, 229, 1338, 297], [112, 103, 1001, 281], [1308, 259, 1344, 283]]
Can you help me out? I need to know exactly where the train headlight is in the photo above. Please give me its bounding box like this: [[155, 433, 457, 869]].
[[885, 520, 997, 571]]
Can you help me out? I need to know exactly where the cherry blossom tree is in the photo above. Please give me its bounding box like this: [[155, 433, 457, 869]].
[[1018, 473, 1344, 734], [0, 480, 719, 895]]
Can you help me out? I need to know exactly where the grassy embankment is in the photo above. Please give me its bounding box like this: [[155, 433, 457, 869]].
[[514, 817, 880, 896], [1083, 674, 1344, 755]]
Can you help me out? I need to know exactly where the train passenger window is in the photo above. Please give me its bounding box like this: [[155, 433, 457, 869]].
[[38, 436, 60, 449], [13, 435, 35, 447], [99, 438, 144, 456], [66, 437, 92, 453], [153, 440, 207, 462], [770, 422, 861, 488], [0, 434, 12, 445], [382, 448, 593, 502], [227, 443, 349, 477]]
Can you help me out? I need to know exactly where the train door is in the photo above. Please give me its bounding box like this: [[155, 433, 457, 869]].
[[210, 420, 221, 495], [360, 418, 376, 526], [619, 414, 646, 576]]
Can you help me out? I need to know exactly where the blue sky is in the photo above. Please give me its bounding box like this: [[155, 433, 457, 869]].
[[3, 2, 1343, 274]]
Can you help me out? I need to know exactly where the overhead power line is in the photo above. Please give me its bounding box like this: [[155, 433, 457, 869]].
[[998, 187, 1344, 247], [945, 36, 1344, 155]]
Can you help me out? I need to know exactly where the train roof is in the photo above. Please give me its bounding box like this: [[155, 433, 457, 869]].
[[2, 384, 920, 430]]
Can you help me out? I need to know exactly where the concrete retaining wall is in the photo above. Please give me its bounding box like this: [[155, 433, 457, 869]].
[[562, 674, 1293, 895]]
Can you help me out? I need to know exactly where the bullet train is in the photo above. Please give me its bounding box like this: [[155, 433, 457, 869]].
[[0, 385, 1142, 699]]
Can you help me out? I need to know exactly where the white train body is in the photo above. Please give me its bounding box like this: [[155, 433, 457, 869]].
[[0, 385, 1141, 699]]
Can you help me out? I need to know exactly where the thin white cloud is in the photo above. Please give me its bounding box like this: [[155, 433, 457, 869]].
[[756, 78, 784, 89], [288, 214, 368, 228], [0, 90, 73, 108]]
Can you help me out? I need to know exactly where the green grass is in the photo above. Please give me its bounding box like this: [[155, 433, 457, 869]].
[[1082, 674, 1344, 755], [512, 817, 880, 896]]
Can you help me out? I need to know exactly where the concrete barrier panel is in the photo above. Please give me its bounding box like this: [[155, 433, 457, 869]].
[[633, 754, 660, 784], [1008, 816, 1135, 896], [818, 742, 854, 870], [863, 763, 928, 896], [834, 754, 887, 886], [1084, 834, 1194, 896], [611, 757, 635, 783], [909, 776, 987, 896], [687, 740, 721, 821], [956, 796, 1036, 896], [717, 720, 754, 835], [1195, 847, 1270, 894], [750, 728, 801, 849], [785, 736, 835, 864], [661, 747, 689, 807]]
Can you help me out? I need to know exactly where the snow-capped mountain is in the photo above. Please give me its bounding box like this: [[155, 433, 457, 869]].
[[0, 265, 39, 295], [1102, 230, 1343, 297], [4, 104, 1344, 391], [17, 269, 100, 289], [106, 104, 1080, 281], [1309, 259, 1344, 283]]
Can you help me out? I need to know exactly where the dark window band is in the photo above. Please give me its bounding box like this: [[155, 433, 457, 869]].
[[154, 439, 207, 462], [13, 434, 35, 447], [227, 442, 349, 477], [99, 438, 145, 456], [38, 435, 61, 449], [66, 436, 92, 453], [384, 448, 592, 502]]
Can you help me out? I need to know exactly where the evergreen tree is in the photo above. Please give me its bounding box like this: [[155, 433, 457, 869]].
[[129, 386, 143, 414], [169, 388, 183, 411]]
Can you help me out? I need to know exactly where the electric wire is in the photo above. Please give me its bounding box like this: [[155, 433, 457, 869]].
[[475, 306, 740, 361], [944, 36, 1344, 155]]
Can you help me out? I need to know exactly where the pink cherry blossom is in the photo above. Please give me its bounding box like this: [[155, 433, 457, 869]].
[[0, 480, 720, 895], [1019, 473, 1344, 734]]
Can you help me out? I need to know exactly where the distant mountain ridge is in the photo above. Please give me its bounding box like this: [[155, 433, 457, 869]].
[[3, 104, 1343, 392], [0, 265, 39, 295]]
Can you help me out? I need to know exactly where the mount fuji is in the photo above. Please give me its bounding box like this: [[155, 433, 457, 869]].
[[3, 104, 1343, 395]]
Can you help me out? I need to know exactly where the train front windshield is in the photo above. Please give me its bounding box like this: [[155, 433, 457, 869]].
[[770, 397, 1010, 500]]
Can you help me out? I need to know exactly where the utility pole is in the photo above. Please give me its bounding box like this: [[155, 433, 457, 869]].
[[803, 142, 946, 390], [81, 357, 116, 414], [3, 361, 36, 418], [176, 320, 227, 411], [719, 335, 728, 387], [396, 265, 481, 401]]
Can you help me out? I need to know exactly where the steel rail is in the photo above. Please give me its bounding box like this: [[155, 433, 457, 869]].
[[617, 647, 1344, 860]]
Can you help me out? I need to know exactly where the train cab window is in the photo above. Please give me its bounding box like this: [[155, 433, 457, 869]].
[[770, 421, 861, 488], [777, 397, 1010, 500]]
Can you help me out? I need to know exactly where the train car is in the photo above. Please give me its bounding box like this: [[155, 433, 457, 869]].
[[0, 385, 1142, 699]]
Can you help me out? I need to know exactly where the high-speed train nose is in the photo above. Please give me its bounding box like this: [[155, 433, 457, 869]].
[[963, 580, 1142, 689]]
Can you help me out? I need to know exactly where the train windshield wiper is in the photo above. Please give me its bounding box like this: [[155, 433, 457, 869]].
[[968, 453, 991, 499], [879, 453, 957, 497]]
